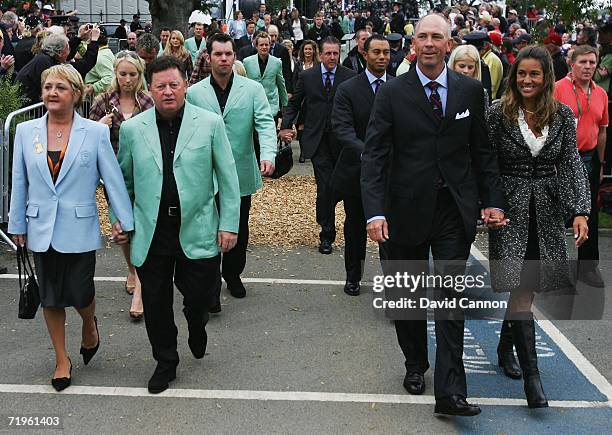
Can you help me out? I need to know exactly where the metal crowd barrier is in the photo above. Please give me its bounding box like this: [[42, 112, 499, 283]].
[[0, 98, 92, 249]]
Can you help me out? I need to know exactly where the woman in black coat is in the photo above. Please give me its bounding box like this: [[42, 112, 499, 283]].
[[487, 46, 590, 409]]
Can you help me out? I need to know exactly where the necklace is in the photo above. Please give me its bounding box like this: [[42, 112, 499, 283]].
[[55, 131, 63, 139], [521, 107, 536, 115]]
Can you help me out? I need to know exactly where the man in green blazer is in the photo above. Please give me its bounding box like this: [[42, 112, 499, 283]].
[[243, 31, 288, 116], [116, 56, 241, 394], [187, 33, 277, 309], [184, 22, 206, 64]]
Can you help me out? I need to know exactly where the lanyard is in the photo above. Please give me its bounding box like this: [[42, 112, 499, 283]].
[[570, 77, 592, 118], [47, 143, 68, 182]]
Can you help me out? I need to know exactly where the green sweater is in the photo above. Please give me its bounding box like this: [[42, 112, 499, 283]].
[[595, 50, 612, 94], [84, 46, 115, 95]]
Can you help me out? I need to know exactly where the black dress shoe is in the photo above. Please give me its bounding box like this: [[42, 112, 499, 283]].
[[209, 300, 221, 313], [227, 277, 246, 298], [344, 281, 360, 296], [578, 269, 605, 288], [183, 307, 207, 359], [434, 395, 481, 416], [318, 240, 332, 255], [148, 364, 176, 394], [51, 358, 72, 392], [80, 316, 100, 366], [403, 372, 425, 395]]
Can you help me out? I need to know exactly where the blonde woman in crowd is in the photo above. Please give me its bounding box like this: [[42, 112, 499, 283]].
[[89, 51, 154, 320], [448, 44, 490, 108], [163, 30, 193, 78]]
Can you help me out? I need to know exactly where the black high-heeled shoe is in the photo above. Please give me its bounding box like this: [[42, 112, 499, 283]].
[[51, 358, 72, 392], [80, 316, 100, 365]]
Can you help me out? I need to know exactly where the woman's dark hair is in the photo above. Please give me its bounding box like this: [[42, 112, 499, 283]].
[[501, 45, 558, 131], [148, 56, 186, 80]]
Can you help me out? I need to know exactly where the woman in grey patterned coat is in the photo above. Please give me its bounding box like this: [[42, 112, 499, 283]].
[[487, 46, 590, 408]]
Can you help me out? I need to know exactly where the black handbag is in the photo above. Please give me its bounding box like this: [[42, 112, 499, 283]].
[[17, 246, 40, 319], [270, 139, 293, 179]]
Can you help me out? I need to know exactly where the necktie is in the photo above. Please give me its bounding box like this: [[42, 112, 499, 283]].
[[374, 78, 383, 94], [325, 71, 332, 95], [426, 81, 443, 121]]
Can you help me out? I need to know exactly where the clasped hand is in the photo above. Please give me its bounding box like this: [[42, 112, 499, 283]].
[[482, 208, 509, 230], [111, 221, 130, 244]]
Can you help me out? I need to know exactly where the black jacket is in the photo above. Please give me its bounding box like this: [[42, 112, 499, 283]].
[[332, 72, 393, 196], [14, 36, 36, 72], [361, 67, 505, 245], [306, 25, 330, 46], [113, 26, 127, 39], [271, 43, 293, 93], [282, 64, 356, 158], [16, 52, 56, 104], [237, 33, 254, 49], [237, 43, 256, 61], [342, 46, 366, 73]]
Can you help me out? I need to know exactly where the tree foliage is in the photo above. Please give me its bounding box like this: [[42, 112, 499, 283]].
[[533, 0, 599, 28], [0, 77, 28, 124]]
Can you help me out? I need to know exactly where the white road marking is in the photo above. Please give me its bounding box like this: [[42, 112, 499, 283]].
[[0, 383, 609, 408], [1, 246, 610, 407], [0, 274, 348, 286]]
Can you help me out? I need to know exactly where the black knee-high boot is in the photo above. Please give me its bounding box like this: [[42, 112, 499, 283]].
[[511, 311, 548, 408], [497, 317, 522, 379]]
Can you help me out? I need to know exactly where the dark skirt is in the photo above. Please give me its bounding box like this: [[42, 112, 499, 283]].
[[33, 248, 96, 308]]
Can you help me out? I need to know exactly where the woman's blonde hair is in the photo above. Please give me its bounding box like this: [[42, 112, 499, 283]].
[[501, 45, 559, 131], [111, 50, 148, 94], [448, 44, 482, 81], [41, 64, 85, 107], [163, 30, 190, 61]]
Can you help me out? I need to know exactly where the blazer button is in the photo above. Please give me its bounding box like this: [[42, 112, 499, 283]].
[[52, 196, 57, 201]]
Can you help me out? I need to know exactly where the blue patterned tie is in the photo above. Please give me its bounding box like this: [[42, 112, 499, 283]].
[[374, 79, 382, 94], [426, 81, 443, 121]]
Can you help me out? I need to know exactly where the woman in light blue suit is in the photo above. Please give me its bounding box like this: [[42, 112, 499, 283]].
[[8, 65, 134, 391]]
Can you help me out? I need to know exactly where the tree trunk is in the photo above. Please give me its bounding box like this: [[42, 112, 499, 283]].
[[146, 0, 200, 37]]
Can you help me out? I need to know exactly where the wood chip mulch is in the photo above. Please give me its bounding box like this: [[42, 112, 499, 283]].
[[97, 176, 372, 248]]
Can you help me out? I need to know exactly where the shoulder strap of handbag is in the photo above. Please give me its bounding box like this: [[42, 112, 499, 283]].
[[16, 246, 23, 290], [22, 248, 35, 277]]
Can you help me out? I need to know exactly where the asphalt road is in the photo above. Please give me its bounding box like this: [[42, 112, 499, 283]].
[[0, 152, 610, 434]]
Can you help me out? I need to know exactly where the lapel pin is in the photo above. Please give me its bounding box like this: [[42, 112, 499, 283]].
[[34, 136, 43, 154]]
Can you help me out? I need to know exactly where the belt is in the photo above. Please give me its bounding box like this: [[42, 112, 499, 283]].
[[167, 206, 180, 217]]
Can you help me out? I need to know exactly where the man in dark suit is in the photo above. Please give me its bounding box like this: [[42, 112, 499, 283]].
[[361, 14, 506, 416], [237, 41, 256, 61], [237, 21, 256, 49], [267, 25, 292, 94], [280, 37, 356, 255], [332, 34, 392, 296]]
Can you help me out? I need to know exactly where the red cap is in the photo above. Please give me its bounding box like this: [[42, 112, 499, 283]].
[[544, 33, 562, 46], [488, 31, 502, 47]]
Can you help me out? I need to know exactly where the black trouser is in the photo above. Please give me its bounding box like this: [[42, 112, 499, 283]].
[[342, 194, 367, 282], [311, 132, 340, 242], [578, 153, 600, 268], [221, 195, 252, 284], [137, 252, 220, 369], [384, 188, 471, 400]]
